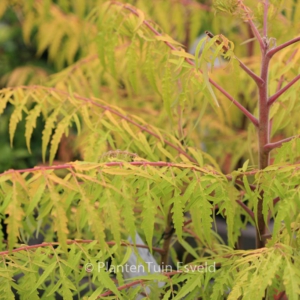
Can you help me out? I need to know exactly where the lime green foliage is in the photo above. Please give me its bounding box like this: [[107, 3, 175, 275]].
[[0, 0, 300, 298]]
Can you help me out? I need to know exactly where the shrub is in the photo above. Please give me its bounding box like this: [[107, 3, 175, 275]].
[[0, 0, 299, 299]]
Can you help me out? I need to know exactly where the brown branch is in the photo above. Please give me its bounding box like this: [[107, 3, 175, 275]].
[[206, 80, 258, 126], [236, 58, 264, 86], [4, 160, 300, 180], [236, 200, 254, 221], [264, 135, 300, 152], [0, 240, 165, 256], [248, 18, 264, 51], [273, 196, 280, 206], [268, 74, 300, 106], [0, 161, 213, 177], [183, 228, 202, 243], [183, 219, 193, 227], [204, 32, 264, 87], [236, 1, 264, 50], [248, 19, 264, 51], [0, 160, 239, 182], [98, 279, 148, 298], [267, 36, 300, 58]]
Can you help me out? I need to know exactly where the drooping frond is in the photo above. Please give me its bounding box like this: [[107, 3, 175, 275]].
[[0, 85, 204, 164], [2, 159, 300, 251]]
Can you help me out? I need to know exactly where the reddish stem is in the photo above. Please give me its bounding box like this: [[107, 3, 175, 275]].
[[237, 58, 264, 86], [255, 0, 271, 248], [267, 36, 300, 58], [237, 0, 264, 51], [273, 196, 280, 206], [0, 240, 165, 256], [264, 135, 300, 152], [98, 279, 147, 298], [268, 74, 300, 106], [256, 53, 270, 248], [205, 32, 264, 87], [236, 200, 255, 221]]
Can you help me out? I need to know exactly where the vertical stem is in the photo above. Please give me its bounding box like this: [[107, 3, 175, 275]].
[[258, 54, 270, 170], [256, 2, 270, 247], [257, 52, 270, 248]]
